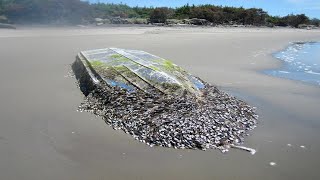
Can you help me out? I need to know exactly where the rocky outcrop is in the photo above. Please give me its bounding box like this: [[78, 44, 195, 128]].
[[0, 23, 16, 29], [0, 16, 9, 23], [109, 17, 130, 24], [183, 18, 210, 26], [0, 16, 15, 29]]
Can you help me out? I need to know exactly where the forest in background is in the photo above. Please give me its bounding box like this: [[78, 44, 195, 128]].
[[0, 0, 319, 27]]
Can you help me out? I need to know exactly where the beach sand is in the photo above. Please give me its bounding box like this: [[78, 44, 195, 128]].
[[0, 26, 319, 180]]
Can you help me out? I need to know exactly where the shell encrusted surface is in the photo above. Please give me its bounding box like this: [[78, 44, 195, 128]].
[[72, 48, 258, 152]]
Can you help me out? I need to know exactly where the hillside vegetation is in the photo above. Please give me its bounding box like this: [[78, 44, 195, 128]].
[[0, 0, 319, 27]]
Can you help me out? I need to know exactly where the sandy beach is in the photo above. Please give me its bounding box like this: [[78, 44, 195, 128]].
[[0, 26, 320, 180]]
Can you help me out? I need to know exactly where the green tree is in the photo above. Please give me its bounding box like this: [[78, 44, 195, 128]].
[[149, 7, 173, 23], [132, 6, 154, 18], [0, 1, 4, 15], [91, 3, 138, 18], [175, 4, 191, 19], [3, 0, 91, 24], [310, 18, 320, 27], [286, 14, 309, 27], [0, 1, 315, 27]]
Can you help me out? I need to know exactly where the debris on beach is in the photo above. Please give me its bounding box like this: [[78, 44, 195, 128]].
[[230, 144, 257, 155], [269, 162, 277, 166], [300, 145, 306, 149], [72, 48, 258, 153]]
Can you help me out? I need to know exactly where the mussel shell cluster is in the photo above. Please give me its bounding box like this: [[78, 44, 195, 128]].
[[78, 81, 258, 152]]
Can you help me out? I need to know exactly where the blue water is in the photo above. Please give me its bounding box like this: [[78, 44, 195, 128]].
[[264, 42, 320, 86], [106, 80, 136, 92]]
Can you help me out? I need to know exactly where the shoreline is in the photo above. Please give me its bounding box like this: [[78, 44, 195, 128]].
[[1, 25, 320, 37], [0, 26, 320, 180], [259, 41, 320, 89]]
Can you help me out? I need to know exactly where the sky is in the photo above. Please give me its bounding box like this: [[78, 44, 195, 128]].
[[88, 0, 320, 18]]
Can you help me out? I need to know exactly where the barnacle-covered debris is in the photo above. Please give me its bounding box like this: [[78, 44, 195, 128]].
[[72, 48, 258, 153]]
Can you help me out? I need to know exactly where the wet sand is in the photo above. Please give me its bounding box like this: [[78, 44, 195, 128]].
[[0, 26, 320, 180]]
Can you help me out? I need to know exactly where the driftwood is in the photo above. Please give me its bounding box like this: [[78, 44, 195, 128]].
[[230, 144, 256, 155]]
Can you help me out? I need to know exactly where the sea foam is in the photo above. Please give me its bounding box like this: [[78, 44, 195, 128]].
[[264, 42, 320, 86]]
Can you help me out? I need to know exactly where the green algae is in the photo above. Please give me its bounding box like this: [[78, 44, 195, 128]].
[[150, 65, 160, 71], [80, 48, 204, 97], [113, 65, 129, 72], [110, 54, 131, 63], [110, 54, 123, 59], [163, 59, 174, 68], [90, 60, 106, 68], [154, 59, 184, 73]]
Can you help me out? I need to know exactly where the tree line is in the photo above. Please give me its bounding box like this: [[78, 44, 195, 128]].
[[0, 0, 319, 27]]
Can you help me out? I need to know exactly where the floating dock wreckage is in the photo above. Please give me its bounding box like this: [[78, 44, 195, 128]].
[[72, 48, 258, 153]]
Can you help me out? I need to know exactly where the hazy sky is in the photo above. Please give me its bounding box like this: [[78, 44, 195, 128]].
[[88, 0, 320, 18]]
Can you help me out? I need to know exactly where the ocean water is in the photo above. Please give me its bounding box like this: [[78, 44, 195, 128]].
[[264, 42, 320, 86]]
